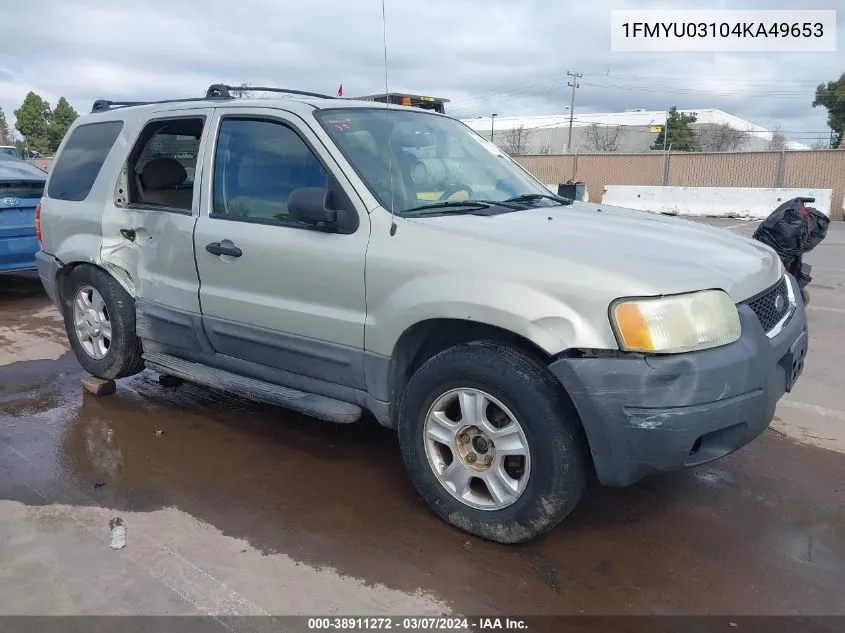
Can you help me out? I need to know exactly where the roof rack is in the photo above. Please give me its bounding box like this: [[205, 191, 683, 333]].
[[90, 97, 223, 113], [91, 83, 335, 113], [205, 84, 336, 100]]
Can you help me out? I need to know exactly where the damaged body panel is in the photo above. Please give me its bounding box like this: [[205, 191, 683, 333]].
[[35, 87, 811, 543], [550, 278, 808, 487], [99, 108, 212, 315]]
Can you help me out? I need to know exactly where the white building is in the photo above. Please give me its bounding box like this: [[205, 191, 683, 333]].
[[461, 108, 809, 154]]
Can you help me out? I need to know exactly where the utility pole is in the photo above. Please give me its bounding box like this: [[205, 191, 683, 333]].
[[566, 71, 582, 153], [491, 113, 498, 142]]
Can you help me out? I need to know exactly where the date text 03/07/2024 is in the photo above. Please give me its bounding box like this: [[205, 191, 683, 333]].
[[306, 617, 529, 630]]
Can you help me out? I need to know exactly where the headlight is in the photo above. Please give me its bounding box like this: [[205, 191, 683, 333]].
[[610, 290, 741, 353]]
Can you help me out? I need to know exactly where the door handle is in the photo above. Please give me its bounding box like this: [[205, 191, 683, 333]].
[[205, 241, 242, 258], [120, 228, 136, 242]]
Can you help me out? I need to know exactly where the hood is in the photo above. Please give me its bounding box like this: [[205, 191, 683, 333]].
[[409, 200, 782, 302], [0, 155, 47, 181]]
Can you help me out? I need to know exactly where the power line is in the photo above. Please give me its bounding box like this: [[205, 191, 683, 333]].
[[449, 80, 813, 113], [448, 70, 824, 112], [580, 71, 825, 86], [579, 81, 812, 97], [463, 116, 831, 134], [446, 73, 821, 115]]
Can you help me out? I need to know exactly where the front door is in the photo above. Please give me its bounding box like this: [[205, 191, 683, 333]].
[[193, 107, 370, 389]]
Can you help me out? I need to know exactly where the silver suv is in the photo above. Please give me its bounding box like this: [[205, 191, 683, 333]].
[[35, 84, 808, 543]]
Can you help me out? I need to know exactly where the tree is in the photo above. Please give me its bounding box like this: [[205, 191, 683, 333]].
[[536, 142, 552, 155], [0, 107, 13, 146], [809, 138, 830, 150], [581, 123, 621, 152], [697, 123, 750, 152], [500, 125, 529, 155], [812, 73, 844, 149], [230, 82, 255, 99], [14, 92, 52, 154], [651, 106, 700, 152], [767, 126, 789, 151], [47, 97, 79, 152]]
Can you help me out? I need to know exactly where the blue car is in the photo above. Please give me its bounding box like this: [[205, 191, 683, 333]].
[[0, 154, 46, 273]]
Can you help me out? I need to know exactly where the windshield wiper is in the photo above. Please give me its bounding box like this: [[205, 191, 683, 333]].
[[402, 201, 493, 216], [503, 193, 574, 206], [403, 198, 531, 217]]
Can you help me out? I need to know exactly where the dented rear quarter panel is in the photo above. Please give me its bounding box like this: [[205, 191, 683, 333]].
[[41, 112, 139, 288], [42, 106, 211, 314]]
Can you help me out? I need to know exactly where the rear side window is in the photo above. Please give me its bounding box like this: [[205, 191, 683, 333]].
[[126, 117, 204, 213], [47, 121, 123, 201]]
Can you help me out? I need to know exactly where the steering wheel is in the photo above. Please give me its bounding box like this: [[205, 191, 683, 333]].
[[438, 183, 474, 201]]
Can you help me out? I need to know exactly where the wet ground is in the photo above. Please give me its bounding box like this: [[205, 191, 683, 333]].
[[1, 220, 844, 621]]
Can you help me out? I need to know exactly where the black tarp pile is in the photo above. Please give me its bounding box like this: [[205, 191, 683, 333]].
[[752, 197, 829, 285]]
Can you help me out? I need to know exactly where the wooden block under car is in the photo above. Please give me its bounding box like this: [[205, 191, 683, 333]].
[[81, 376, 116, 397]]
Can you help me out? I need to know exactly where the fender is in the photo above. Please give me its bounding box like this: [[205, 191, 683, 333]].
[[365, 274, 617, 358]]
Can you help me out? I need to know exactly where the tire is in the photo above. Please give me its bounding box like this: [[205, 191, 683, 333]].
[[397, 341, 588, 544], [61, 265, 145, 380]]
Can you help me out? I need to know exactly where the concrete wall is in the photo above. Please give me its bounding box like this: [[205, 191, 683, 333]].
[[601, 186, 833, 219]]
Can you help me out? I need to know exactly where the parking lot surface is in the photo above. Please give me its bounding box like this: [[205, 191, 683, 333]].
[[1, 218, 843, 619]]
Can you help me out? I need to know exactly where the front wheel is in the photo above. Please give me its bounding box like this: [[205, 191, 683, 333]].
[[397, 341, 588, 544]]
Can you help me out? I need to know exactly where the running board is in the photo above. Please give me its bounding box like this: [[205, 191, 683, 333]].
[[142, 352, 362, 424]]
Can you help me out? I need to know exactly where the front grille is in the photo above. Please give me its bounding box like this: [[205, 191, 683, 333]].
[[747, 276, 790, 333]]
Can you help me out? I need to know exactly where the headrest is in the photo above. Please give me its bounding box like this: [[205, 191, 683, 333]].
[[143, 158, 187, 190]]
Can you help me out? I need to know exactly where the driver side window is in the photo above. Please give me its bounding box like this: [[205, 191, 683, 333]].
[[211, 118, 329, 224]]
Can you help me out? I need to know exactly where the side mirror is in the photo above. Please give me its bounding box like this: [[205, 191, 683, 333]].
[[288, 187, 338, 230]]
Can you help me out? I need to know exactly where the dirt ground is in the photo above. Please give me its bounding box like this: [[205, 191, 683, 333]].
[[1, 219, 843, 625]]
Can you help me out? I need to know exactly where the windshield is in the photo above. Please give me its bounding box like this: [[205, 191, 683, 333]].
[[314, 108, 554, 214], [0, 147, 19, 158]]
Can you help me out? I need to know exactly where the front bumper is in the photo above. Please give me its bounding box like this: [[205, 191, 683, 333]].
[[549, 274, 808, 487]]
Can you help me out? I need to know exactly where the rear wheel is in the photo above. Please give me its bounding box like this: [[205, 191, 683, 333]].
[[397, 341, 588, 544], [62, 265, 145, 380]]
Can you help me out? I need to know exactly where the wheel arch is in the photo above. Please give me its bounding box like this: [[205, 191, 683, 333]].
[[55, 260, 135, 307], [56, 260, 145, 380], [385, 318, 574, 428]]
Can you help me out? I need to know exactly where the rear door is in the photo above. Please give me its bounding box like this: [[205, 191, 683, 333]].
[[99, 108, 214, 351], [100, 109, 212, 312], [0, 161, 45, 272]]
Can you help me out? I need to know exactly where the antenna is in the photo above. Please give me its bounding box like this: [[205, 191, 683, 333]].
[[381, 0, 398, 236]]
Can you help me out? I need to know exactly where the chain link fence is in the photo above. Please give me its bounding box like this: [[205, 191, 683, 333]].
[[517, 149, 845, 219]]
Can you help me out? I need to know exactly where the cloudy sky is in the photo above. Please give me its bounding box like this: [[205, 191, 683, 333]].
[[0, 0, 842, 145]]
